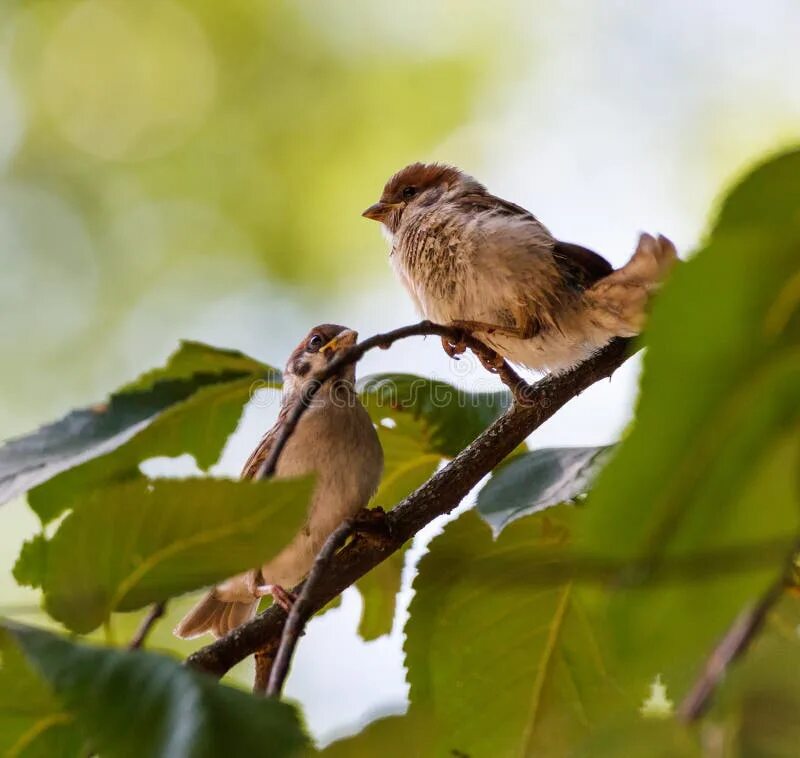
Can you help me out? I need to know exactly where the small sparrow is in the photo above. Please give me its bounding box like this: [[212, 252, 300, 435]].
[[175, 325, 384, 639], [364, 163, 678, 372]]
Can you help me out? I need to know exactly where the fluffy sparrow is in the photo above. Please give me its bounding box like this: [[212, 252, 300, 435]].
[[175, 324, 384, 639], [364, 163, 678, 372]]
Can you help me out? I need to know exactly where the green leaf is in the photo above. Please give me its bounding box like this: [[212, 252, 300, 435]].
[[354, 549, 408, 642], [12, 534, 48, 590], [29, 377, 274, 525], [578, 148, 800, 564], [404, 509, 623, 757], [4, 622, 308, 758], [0, 628, 84, 757], [571, 429, 800, 717], [0, 340, 279, 518], [356, 436, 438, 640], [576, 717, 701, 758], [121, 340, 268, 393], [358, 373, 511, 458], [477, 446, 611, 534], [354, 373, 511, 641], [573, 148, 800, 700], [709, 594, 800, 757], [318, 708, 700, 758], [319, 711, 434, 757], [28, 477, 312, 633]]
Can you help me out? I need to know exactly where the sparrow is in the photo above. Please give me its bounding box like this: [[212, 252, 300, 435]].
[[175, 324, 384, 639], [363, 163, 678, 372]]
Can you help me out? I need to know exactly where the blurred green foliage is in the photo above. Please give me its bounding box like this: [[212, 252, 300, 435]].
[[0, 0, 490, 437], [326, 147, 800, 755], [6, 0, 479, 281], [1, 623, 309, 757]]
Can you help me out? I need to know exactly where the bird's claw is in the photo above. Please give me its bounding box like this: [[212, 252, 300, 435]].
[[253, 583, 297, 612], [475, 348, 505, 374], [441, 335, 467, 360], [352, 506, 391, 542], [244, 568, 263, 597]]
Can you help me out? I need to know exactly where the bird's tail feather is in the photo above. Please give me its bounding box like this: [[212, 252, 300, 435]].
[[174, 591, 259, 640], [584, 232, 678, 336]]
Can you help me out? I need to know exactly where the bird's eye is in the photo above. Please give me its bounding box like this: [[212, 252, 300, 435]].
[[402, 186, 417, 200], [307, 334, 324, 352]]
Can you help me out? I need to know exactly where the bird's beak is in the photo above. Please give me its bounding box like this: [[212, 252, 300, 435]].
[[362, 202, 400, 222], [320, 329, 358, 355]]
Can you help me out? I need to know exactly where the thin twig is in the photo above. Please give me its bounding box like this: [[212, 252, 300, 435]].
[[128, 601, 166, 650], [676, 581, 785, 721], [187, 338, 633, 678], [254, 320, 527, 481], [266, 519, 356, 697], [677, 540, 799, 721], [252, 513, 391, 694], [253, 647, 278, 695]]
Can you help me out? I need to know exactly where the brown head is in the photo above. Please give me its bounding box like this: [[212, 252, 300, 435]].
[[362, 162, 483, 234], [284, 324, 359, 394]]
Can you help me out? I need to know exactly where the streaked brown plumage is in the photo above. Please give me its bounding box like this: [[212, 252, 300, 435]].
[[175, 325, 383, 639], [364, 163, 678, 372]]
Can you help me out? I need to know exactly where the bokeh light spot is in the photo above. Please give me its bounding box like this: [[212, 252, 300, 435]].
[[0, 64, 26, 170], [0, 183, 98, 350], [40, 0, 216, 161]]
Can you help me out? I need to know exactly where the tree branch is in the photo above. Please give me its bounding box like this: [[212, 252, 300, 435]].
[[253, 646, 278, 695], [265, 519, 356, 697], [129, 602, 166, 650], [254, 320, 526, 480], [187, 337, 633, 678], [677, 540, 799, 721]]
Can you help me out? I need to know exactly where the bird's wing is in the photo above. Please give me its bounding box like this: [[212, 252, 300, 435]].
[[457, 191, 612, 291], [455, 191, 556, 257], [240, 408, 286, 479], [552, 240, 613, 291], [457, 192, 549, 229]]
